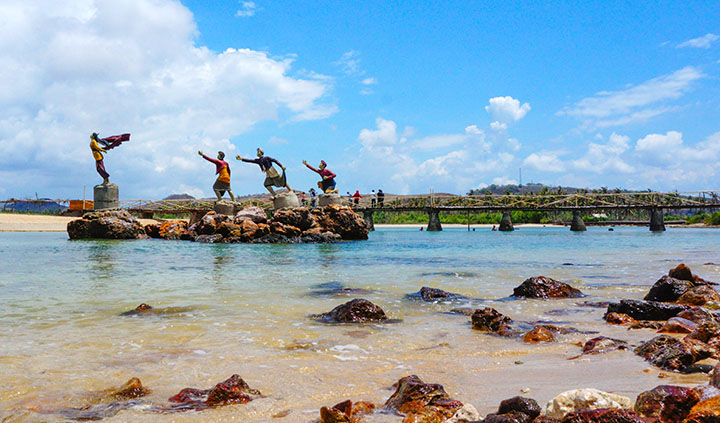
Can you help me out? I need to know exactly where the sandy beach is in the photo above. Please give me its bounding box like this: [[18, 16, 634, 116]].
[[0, 213, 159, 232]]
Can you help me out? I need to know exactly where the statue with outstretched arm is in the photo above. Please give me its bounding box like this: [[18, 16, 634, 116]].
[[303, 159, 337, 193], [90, 132, 130, 185], [198, 150, 235, 201], [236, 148, 292, 197]]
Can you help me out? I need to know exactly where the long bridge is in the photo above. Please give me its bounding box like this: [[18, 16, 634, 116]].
[[7, 190, 716, 232]]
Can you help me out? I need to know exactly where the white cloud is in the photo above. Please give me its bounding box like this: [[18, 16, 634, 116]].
[[465, 125, 483, 135], [268, 136, 288, 144], [678, 33, 719, 49], [573, 133, 634, 173], [523, 152, 566, 172], [485, 96, 531, 123], [361, 78, 377, 85], [334, 50, 363, 75], [490, 121, 507, 131], [236, 1, 258, 17], [560, 67, 704, 129], [0, 0, 335, 198], [358, 117, 398, 149], [492, 176, 518, 185], [507, 137, 521, 151]]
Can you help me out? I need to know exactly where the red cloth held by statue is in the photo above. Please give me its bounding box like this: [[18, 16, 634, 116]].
[[99, 133, 131, 150]]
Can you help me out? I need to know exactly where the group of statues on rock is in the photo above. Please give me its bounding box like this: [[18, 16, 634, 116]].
[[90, 132, 337, 200]]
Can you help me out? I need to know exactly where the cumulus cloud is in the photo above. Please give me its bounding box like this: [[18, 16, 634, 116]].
[[236, 1, 259, 17], [678, 33, 719, 49], [573, 133, 634, 173], [358, 118, 398, 149], [523, 152, 566, 172], [0, 0, 335, 198], [490, 121, 507, 131], [560, 67, 704, 129], [485, 96, 531, 123]]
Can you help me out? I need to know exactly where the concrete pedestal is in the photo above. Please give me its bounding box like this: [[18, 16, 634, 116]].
[[214, 200, 236, 216], [499, 211, 514, 232], [363, 210, 375, 231], [318, 193, 342, 207], [570, 210, 587, 232], [427, 209, 442, 231], [93, 183, 119, 210], [273, 191, 300, 209], [650, 208, 665, 232]]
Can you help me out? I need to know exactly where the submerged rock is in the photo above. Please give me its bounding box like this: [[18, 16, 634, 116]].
[[67, 210, 146, 240], [165, 374, 261, 411], [471, 308, 513, 332], [319, 399, 375, 423], [406, 286, 468, 302], [308, 282, 376, 297], [605, 313, 637, 326], [120, 303, 195, 317], [580, 336, 629, 355], [605, 300, 689, 321], [634, 385, 700, 423], [543, 389, 633, 419], [512, 276, 584, 299], [312, 299, 388, 323], [644, 276, 694, 302], [523, 326, 556, 343]]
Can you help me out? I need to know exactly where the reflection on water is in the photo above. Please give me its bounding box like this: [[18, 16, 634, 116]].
[[0, 228, 719, 422]]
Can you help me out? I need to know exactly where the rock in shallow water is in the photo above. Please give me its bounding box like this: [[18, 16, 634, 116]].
[[543, 388, 633, 419], [605, 300, 690, 321], [406, 286, 468, 302], [472, 308, 513, 332], [67, 210, 146, 239], [512, 276, 584, 299], [644, 275, 694, 302], [165, 374, 261, 410], [580, 336, 629, 355], [312, 299, 388, 323], [382, 374, 463, 420]]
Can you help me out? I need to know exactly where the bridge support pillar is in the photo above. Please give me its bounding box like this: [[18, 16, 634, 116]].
[[650, 207, 666, 232], [570, 210, 586, 232], [499, 211, 514, 231], [427, 209, 442, 231], [363, 210, 375, 231]]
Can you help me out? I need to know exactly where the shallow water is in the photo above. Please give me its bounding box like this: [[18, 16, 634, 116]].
[[1, 227, 719, 422]]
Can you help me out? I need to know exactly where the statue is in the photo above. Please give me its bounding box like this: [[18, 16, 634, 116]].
[[198, 150, 235, 201], [303, 159, 337, 193], [90, 132, 129, 184], [236, 148, 292, 197]]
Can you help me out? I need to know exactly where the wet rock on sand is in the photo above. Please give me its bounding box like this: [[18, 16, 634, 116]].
[[312, 299, 388, 323], [406, 286, 468, 302], [604, 312, 637, 326], [485, 396, 542, 423], [523, 326, 556, 343], [634, 385, 700, 423], [634, 335, 714, 373], [165, 374, 261, 410], [644, 276, 695, 303], [658, 317, 698, 334], [383, 375, 464, 421], [512, 276, 584, 299], [319, 399, 375, 423], [580, 336, 629, 355], [472, 308, 513, 332], [543, 389, 632, 419], [605, 300, 690, 321]]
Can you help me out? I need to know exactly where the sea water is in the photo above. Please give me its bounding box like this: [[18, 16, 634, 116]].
[[1, 227, 719, 422]]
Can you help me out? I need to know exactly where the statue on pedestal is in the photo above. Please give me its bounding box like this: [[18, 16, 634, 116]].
[[90, 132, 129, 185], [236, 148, 292, 197], [199, 150, 235, 201], [303, 159, 337, 193]]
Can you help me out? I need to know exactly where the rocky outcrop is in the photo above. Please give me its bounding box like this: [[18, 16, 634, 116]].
[[382, 375, 463, 422], [165, 374, 261, 411], [634, 385, 700, 423], [605, 300, 689, 321], [406, 286, 468, 302], [543, 389, 633, 419], [634, 336, 715, 373], [146, 205, 368, 244], [312, 299, 388, 323], [145, 220, 188, 240], [67, 210, 146, 239], [512, 276, 584, 299], [644, 276, 695, 302]]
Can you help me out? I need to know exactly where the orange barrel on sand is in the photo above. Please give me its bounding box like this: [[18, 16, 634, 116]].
[[69, 200, 94, 211]]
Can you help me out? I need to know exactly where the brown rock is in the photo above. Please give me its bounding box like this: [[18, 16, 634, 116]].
[[272, 207, 317, 231], [629, 321, 666, 330], [676, 308, 717, 325], [319, 400, 375, 423], [235, 206, 268, 224], [605, 313, 637, 325], [313, 299, 388, 323], [582, 336, 629, 355], [270, 221, 302, 237], [682, 396, 720, 423], [311, 205, 369, 240], [484, 411, 532, 423], [645, 276, 695, 303], [659, 317, 699, 334], [561, 408, 647, 423], [712, 362, 720, 388], [677, 286, 720, 306], [523, 326, 556, 343], [152, 220, 188, 240], [216, 221, 243, 237], [96, 378, 151, 403], [512, 276, 584, 299], [498, 396, 542, 419], [634, 385, 701, 423], [167, 374, 261, 410], [406, 287, 468, 302], [669, 264, 695, 283], [471, 308, 513, 332], [67, 210, 146, 239], [383, 375, 462, 419], [686, 322, 720, 343]]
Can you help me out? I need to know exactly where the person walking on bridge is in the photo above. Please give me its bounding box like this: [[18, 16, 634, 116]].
[[199, 150, 235, 201]]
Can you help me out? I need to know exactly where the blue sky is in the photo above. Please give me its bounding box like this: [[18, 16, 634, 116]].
[[1, 0, 718, 199]]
